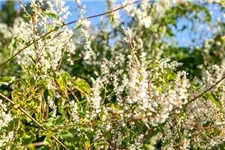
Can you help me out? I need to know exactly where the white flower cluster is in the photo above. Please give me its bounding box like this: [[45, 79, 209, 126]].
[[123, 0, 152, 28], [47, 96, 57, 118], [13, 0, 76, 72], [78, 18, 92, 60], [0, 99, 12, 128], [87, 77, 104, 119], [0, 23, 15, 40], [87, 42, 190, 128], [69, 101, 80, 121], [0, 132, 14, 148], [111, 11, 121, 27], [0, 18, 24, 64], [202, 65, 225, 90], [82, 19, 191, 132], [160, 63, 225, 149], [74, 1, 93, 61], [0, 99, 14, 147]]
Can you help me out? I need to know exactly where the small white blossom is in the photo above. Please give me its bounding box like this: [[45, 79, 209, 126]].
[[70, 101, 80, 121]]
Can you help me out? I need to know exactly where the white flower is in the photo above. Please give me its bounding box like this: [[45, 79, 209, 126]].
[[88, 77, 103, 119], [0, 131, 14, 147], [47, 96, 57, 118], [83, 50, 91, 60], [144, 16, 152, 28], [14, 0, 76, 73], [0, 101, 13, 129], [83, 19, 91, 29], [74, 0, 81, 6], [70, 101, 80, 121]]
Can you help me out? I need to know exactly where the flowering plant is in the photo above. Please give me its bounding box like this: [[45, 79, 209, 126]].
[[1, 0, 225, 149]]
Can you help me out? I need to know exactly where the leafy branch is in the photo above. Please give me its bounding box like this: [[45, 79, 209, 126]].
[[0, 93, 69, 150]]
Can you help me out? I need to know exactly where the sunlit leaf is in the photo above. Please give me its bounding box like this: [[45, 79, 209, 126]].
[[203, 93, 222, 109]]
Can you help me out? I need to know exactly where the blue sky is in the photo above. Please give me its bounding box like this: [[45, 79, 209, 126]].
[[66, 1, 107, 25], [172, 2, 222, 47]]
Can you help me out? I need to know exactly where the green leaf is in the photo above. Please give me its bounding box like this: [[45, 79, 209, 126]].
[[43, 118, 54, 127], [22, 131, 36, 145], [48, 89, 55, 98], [74, 78, 90, 98], [56, 70, 71, 90], [58, 98, 66, 115], [60, 70, 71, 81], [29, 77, 35, 86], [0, 76, 12, 82], [35, 113, 41, 121], [7, 120, 15, 131], [46, 24, 56, 31], [55, 116, 65, 124], [56, 76, 65, 90], [8, 37, 17, 51], [15, 37, 25, 44], [27, 144, 35, 150], [44, 132, 53, 146], [99, 112, 105, 121], [109, 14, 114, 24], [74, 23, 82, 30], [8, 37, 25, 51], [59, 131, 73, 139], [83, 100, 88, 112], [23, 14, 31, 21], [203, 93, 222, 109], [18, 128, 25, 138], [44, 12, 59, 20], [167, 72, 176, 80]]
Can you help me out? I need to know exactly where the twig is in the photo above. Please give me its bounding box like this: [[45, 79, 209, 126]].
[[0, 93, 69, 150]]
